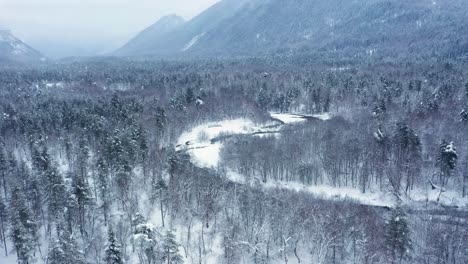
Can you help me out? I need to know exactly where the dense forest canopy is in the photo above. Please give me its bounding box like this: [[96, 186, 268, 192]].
[[0, 57, 467, 264]]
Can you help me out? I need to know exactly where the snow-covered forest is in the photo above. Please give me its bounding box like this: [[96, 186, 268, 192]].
[[0, 59, 467, 264]]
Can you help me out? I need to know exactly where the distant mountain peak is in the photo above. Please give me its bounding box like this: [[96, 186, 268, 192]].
[[158, 14, 185, 24], [0, 29, 44, 63]]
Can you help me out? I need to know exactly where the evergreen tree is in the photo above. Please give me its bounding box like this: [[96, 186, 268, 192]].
[[170, 93, 187, 112], [323, 91, 331, 113], [465, 82, 468, 97], [460, 109, 468, 122], [185, 87, 196, 105], [47, 236, 67, 264], [437, 140, 458, 186], [155, 106, 167, 134], [9, 186, 38, 264], [386, 203, 412, 264], [161, 230, 183, 264], [312, 87, 322, 113], [257, 84, 271, 110], [0, 195, 7, 256], [46, 167, 67, 223], [0, 147, 7, 198], [133, 221, 160, 264], [96, 156, 110, 224], [31, 144, 66, 223], [47, 225, 86, 264], [105, 226, 124, 264], [71, 172, 92, 234], [393, 123, 422, 194], [76, 138, 90, 180]]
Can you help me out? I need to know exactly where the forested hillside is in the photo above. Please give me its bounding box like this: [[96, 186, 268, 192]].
[[0, 59, 467, 263], [115, 0, 468, 60]]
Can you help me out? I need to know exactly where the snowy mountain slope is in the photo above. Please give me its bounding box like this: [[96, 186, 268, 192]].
[[0, 29, 44, 62], [114, 0, 251, 57], [115, 0, 468, 59], [115, 14, 186, 56]]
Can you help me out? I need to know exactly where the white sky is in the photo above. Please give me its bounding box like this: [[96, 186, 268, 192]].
[[0, 0, 219, 57]]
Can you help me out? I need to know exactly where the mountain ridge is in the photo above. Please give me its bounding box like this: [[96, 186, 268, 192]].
[[0, 28, 44, 63], [114, 0, 468, 60]]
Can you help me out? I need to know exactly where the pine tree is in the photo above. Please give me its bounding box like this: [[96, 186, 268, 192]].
[[9, 186, 38, 264], [105, 226, 124, 264], [0, 195, 7, 256], [47, 225, 87, 264], [161, 230, 183, 264], [312, 87, 322, 113], [31, 144, 66, 223], [460, 109, 468, 122], [323, 91, 331, 113], [133, 221, 160, 264], [76, 138, 90, 180], [465, 82, 468, 97], [437, 140, 458, 186], [96, 156, 110, 224], [185, 87, 196, 105], [257, 84, 271, 110], [0, 147, 7, 198], [46, 167, 67, 223], [155, 106, 167, 135], [71, 173, 92, 234], [151, 178, 168, 226], [386, 203, 412, 264], [393, 123, 422, 194], [170, 93, 187, 112], [47, 237, 67, 264]]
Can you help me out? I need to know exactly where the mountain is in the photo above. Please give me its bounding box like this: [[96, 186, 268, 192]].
[[115, 0, 468, 60], [115, 14, 186, 56], [0, 28, 44, 63]]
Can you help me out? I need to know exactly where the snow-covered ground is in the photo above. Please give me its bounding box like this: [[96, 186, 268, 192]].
[[177, 112, 331, 168], [175, 115, 304, 168], [176, 119, 261, 167], [271, 112, 331, 123], [182, 32, 206, 52], [270, 113, 308, 124], [179, 112, 468, 210], [225, 169, 393, 207]]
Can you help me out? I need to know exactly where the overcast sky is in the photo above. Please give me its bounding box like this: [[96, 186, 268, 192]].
[[0, 0, 218, 57]]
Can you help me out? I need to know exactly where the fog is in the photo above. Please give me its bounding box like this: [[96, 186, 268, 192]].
[[0, 0, 218, 58]]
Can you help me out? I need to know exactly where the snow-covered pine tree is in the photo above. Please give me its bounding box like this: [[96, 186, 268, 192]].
[[185, 87, 195, 105], [385, 203, 412, 264], [46, 166, 67, 223], [9, 186, 38, 264], [0, 147, 7, 198], [257, 83, 271, 110], [161, 230, 183, 264], [465, 82, 468, 97], [71, 172, 93, 234], [47, 225, 87, 264], [133, 220, 160, 264], [105, 226, 124, 264], [155, 106, 167, 134], [0, 195, 7, 256], [437, 140, 458, 186], [460, 109, 468, 122], [96, 156, 110, 225]]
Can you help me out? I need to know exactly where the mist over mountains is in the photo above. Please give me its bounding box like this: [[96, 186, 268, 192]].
[[2, 0, 468, 62]]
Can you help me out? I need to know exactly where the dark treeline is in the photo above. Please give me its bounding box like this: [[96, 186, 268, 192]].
[[0, 59, 467, 263]]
